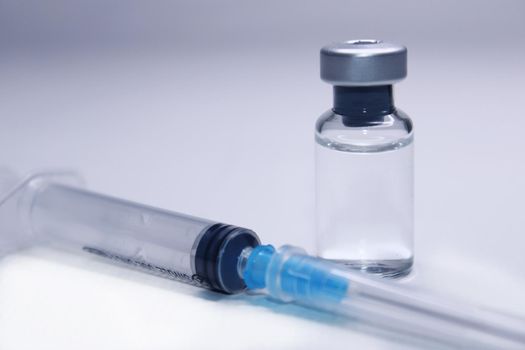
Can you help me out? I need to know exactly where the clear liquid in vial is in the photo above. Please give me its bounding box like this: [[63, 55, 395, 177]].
[[315, 135, 414, 277]]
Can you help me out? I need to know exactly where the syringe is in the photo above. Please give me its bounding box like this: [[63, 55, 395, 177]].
[[0, 170, 259, 293], [1, 170, 524, 349]]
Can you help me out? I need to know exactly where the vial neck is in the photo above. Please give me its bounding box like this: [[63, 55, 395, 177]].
[[333, 85, 394, 122]]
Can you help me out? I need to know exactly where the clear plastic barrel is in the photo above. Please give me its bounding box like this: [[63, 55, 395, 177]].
[[30, 182, 215, 284], [0, 171, 259, 292]]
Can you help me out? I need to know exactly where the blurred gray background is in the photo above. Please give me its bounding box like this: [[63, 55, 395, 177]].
[[1, 0, 524, 51], [0, 1, 524, 349]]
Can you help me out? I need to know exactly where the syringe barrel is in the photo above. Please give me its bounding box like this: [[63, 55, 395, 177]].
[[28, 180, 259, 293]]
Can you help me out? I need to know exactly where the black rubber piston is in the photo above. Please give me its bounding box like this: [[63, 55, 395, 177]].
[[194, 223, 260, 294]]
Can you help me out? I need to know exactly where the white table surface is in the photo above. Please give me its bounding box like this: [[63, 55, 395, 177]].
[[0, 48, 524, 349]]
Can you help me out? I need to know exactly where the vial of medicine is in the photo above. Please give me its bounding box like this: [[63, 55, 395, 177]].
[[315, 40, 413, 277]]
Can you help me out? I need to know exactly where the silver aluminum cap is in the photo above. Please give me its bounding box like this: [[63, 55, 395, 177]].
[[320, 40, 407, 86]]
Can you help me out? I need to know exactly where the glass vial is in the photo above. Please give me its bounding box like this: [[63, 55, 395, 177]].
[[315, 40, 414, 277]]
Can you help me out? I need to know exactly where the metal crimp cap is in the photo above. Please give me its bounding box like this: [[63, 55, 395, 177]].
[[321, 39, 407, 86]]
